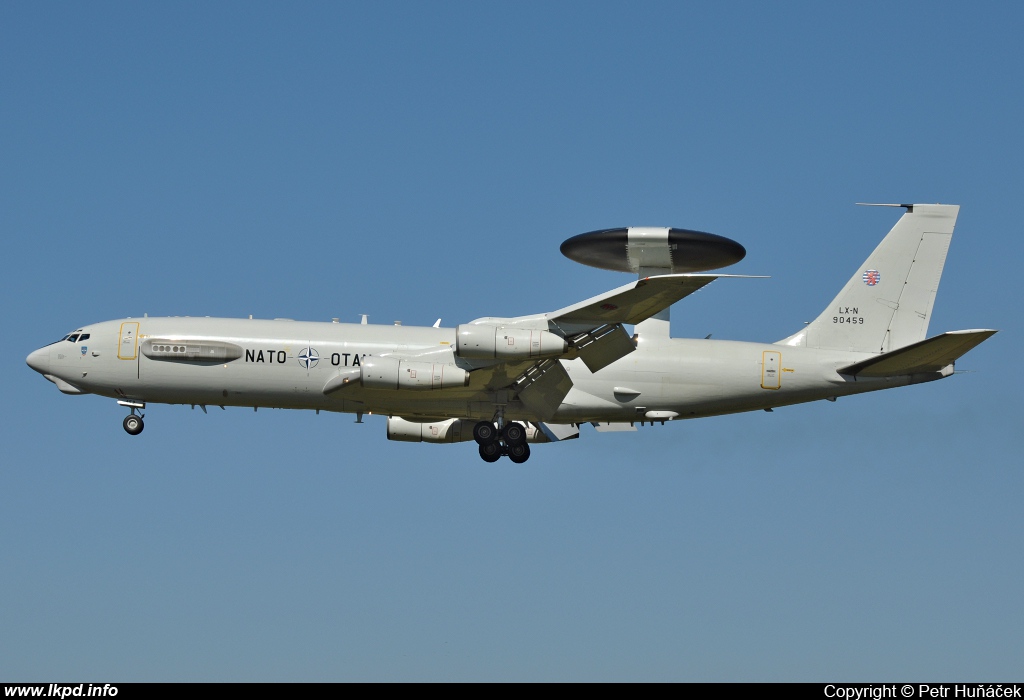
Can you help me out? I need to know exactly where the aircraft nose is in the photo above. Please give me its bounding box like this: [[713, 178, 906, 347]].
[[26, 347, 49, 374]]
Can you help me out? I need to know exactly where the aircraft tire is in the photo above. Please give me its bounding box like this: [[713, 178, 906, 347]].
[[478, 442, 502, 463], [502, 422, 526, 446], [507, 443, 530, 464], [473, 421, 497, 445], [123, 415, 144, 436]]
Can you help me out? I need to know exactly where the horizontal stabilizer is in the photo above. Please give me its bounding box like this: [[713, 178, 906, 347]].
[[838, 329, 997, 377]]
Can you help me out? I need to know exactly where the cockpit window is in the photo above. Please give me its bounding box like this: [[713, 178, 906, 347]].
[[67, 334, 80, 343], [78, 334, 90, 341]]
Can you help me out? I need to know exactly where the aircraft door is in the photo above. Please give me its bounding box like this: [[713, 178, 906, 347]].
[[761, 351, 781, 390], [118, 322, 139, 360], [113, 321, 142, 383]]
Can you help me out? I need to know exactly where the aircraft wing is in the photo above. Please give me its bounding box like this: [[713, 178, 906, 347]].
[[838, 329, 997, 377], [544, 274, 761, 334], [366, 274, 765, 415], [539, 273, 763, 372]]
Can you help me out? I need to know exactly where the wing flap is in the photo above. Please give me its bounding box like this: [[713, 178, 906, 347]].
[[536, 422, 580, 442], [572, 323, 637, 372], [838, 329, 997, 377], [591, 422, 638, 432], [514, 359, 574, 420]]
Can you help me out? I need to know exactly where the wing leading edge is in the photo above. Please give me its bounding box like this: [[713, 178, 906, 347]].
[[543, 274, 764, 335]]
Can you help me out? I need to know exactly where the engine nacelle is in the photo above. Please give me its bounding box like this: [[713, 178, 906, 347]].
[[386, 418, 572, 444], [455, 325, 567, 360], [386, 417, 476, 443], [360, 356, 470, 390]]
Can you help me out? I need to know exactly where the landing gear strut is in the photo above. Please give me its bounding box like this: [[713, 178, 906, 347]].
[[473, 420, 530, 463]]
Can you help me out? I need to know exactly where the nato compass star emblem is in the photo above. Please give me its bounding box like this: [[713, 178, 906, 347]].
[[297, 347, 319, 369]]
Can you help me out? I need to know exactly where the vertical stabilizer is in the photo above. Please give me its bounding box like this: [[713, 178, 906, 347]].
[[777, 204, 958, 353]]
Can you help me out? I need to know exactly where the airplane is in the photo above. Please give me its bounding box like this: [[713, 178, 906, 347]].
[[26, 203, 995, 463]]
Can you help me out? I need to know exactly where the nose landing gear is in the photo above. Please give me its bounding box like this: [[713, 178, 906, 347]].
[[123, 414, 144, 435], [118, 400, 146, 436], [473, 420, 531, 463]]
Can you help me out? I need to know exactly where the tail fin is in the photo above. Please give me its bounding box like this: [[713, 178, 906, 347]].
[[777, 204, 958, 353]]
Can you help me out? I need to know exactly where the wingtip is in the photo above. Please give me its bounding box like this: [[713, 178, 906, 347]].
[[855, 202, 914, 209]]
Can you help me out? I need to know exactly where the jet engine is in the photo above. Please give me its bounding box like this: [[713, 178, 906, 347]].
[[386, 417, 475, 443], [455, 325, 566, 360], [386, 417, 570, 444], [360, 356, 470, 390]]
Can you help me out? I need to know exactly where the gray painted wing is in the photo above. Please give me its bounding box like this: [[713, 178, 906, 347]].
[[545, 274, 755, 333]]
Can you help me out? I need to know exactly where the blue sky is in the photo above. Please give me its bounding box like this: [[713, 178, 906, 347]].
[[2, 2, 1021, 681]]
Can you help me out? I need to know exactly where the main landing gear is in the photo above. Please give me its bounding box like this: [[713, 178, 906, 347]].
[[474, 420, 531, 463], [119, 401, 145, 436]]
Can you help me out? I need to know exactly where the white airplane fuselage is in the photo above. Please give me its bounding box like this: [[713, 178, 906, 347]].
[[26, 204, 995, 461], [28, 315, 922, 423]]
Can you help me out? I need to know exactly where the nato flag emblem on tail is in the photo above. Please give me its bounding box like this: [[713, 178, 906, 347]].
[[862, 269, 881, 286]]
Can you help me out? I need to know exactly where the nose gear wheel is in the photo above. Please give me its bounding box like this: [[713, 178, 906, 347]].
[[123, 414, 144, 435]]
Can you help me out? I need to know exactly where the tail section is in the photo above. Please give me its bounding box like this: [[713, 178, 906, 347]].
[[837, 329, 996, 377], [777, 204, 958, 353]]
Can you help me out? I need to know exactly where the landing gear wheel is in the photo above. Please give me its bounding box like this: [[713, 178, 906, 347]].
[[473, 421, 497, 445], [479, 442, 502, 463], [123, 415, 144, 436], [507, 442, 530, 464], [502, 422, 526, 446]]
